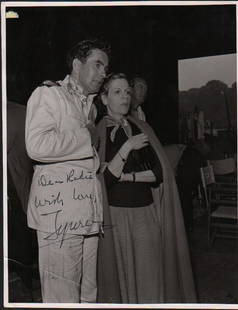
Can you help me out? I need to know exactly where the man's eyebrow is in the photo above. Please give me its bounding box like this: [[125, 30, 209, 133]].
[[96, 60, 104, 65], [95, 59, 108, 67]]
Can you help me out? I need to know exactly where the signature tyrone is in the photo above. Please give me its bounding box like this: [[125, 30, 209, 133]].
[[40, 210, 101, 248]]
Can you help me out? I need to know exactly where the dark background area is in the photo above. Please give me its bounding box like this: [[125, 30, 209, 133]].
[[6, 4, 236, 143]]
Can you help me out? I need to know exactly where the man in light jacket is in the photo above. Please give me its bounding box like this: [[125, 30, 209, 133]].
[[25, 39, 110, 303]]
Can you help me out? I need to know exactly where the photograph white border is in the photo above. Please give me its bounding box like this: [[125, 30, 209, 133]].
[[1, 1, 237, 309]]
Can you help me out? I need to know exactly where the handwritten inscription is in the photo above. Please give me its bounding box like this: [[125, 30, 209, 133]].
[[38, 175, 63, 187], [34, 191, 64, 208], [66, 169, 93, 183], [37, 169, 92, 187], [73, 188, 94, 201], [33, 168, 100, 247], [41, 210, 101, 247]]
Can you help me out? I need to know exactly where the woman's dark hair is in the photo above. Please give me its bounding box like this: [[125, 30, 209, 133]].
[[66, 38, 111, 72], [94, 73, 129, 124]]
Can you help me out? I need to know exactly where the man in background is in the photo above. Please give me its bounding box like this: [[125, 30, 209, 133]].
[[130, 76, 147, 121]]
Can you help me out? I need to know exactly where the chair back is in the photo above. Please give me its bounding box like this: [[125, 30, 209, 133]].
[[200, 165, 215, 209], [200, 165, 215, 187], [201, 162, 237, 245], [210, 158, 236, 175]]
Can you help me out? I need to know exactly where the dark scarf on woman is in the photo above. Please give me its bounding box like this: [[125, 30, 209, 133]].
[[96, 115, 197, 303]]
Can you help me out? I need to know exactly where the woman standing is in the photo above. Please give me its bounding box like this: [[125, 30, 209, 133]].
[[95, 73, 196, 304]]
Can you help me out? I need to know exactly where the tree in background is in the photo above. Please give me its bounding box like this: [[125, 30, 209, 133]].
[[179, 80, 237, 130]]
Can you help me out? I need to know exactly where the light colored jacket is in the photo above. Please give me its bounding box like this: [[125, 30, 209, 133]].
[[25, 76, 102, 235]]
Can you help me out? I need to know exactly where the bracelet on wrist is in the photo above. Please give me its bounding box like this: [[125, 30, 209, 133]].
[[118, 151, 126, 162], [132, 172, 136, 182]]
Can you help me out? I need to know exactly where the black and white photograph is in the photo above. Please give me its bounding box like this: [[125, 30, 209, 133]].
[[1, 1, 237, 308]]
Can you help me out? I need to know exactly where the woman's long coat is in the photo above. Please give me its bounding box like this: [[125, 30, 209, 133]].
[[97, 116, 197, 303]]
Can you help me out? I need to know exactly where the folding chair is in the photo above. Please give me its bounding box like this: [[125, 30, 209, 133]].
[[200, 164, 238, 245], [209, 157, 237, 185]]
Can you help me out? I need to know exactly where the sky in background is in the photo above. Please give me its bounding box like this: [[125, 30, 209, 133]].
[[178, 53, 236, 91]]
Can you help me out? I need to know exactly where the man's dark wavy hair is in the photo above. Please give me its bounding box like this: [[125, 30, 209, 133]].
[[66, 38, 111, 72]]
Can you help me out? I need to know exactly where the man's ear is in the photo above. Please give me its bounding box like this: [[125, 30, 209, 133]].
[[101, 94, 108, 106], [72, 58, 82, 73]]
